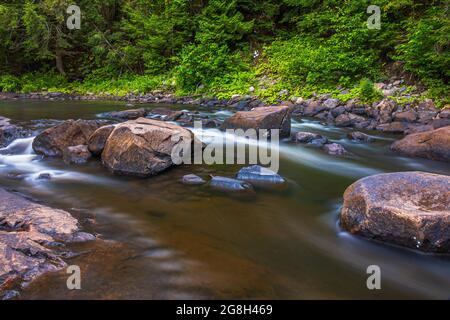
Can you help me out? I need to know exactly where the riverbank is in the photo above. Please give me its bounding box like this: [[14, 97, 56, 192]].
[[1, 82, 449, 137]]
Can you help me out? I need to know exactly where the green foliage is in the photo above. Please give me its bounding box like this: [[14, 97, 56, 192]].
[[0, 0, 448, 105], [0, 75, 21, 92], [358, 78, 383, 103], [263, 35, 380, 88], [395, 5, 449, 103], [175, 43, 247, 93], [208, 71, 257, 99]]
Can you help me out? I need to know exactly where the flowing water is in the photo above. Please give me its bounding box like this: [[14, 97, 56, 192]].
[[1, 100, 449, 299]]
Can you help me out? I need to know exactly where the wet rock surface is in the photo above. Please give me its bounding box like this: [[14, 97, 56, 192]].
[[221, 106, 291, 137], [63, 145, 92, 164], [32, 119, 103, 157], [322, 143, 347, 156], [340, 172, 450, 253], [391, 126, 450, 162], [102, 118, 196, 177], [88, 125, 115, 156], [181, 174, 206, 185], [98, 108, 147, 120], [0, 188, 94, 295], [347, 131, 373, 142], [148, 108, 185, 121], [209, 176, 254, 192], [0, 117, 29, 148], [293, 132, 329, 146], [236, 165, 286, 186]]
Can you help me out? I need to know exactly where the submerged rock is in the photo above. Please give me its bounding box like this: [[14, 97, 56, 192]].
[[0, 188, 94, 293], [236, 165, 286, 186], [322, 143, 347, 156], [148, 108, 185, 121], [63, 145, 92, 164], [340, 172, 450, 253], [32, 119, 102, 157], [221, 106, 291, 137], [390, 126, 450, 162], [98, 108, 147, 120], [202, 119, 222, 129], [36, 173, 52, 180], [0, 117, 28, 148], [347, 131, 373, 142], [181, 174, 205, 185], [293, 132, 329, 146], [88, 125, 115, 156], [102, 118, 196, 177], [209, 176, 254, 192]]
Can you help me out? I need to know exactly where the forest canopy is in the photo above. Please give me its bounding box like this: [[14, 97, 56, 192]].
[[0, 0, 448, 103]]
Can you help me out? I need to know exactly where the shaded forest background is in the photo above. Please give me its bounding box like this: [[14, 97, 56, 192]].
[[0, 0, 448, 104]]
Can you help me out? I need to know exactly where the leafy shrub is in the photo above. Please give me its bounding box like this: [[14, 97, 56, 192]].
[[395, 6, 449, 104], [0, 75, 20, 92], [175, 43, 247, 93], [358, 78, 383, 103]]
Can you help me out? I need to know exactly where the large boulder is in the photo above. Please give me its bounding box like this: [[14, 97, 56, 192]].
[[0, 188, 94, 295], [390, 126, 450, 162], [221, 106, 291, 137], [340, 172, 450, 253], [102, 118, 196, 177], [32, 119, 102, 157]]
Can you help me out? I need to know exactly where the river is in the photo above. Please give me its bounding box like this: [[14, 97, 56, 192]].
[[1, 100, 449, 299]]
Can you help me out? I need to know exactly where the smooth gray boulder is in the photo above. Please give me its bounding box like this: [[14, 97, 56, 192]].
[[340, 172, 450, 252]]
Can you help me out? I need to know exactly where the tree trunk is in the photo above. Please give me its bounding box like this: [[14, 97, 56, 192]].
[[56, 50, 66, 76]]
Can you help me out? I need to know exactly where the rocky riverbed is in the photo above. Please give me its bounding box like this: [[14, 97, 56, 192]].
[[0, 98, 449, 299], [1, 78, 449, 137]]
